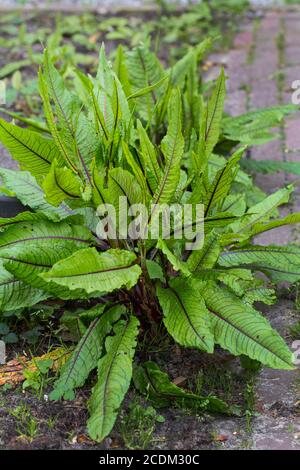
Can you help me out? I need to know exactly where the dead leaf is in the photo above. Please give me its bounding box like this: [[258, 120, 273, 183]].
[[89, 33, 100, 44], [172, 376, 187, 387], [0, 347, 70, 388], [77, 434, 95, 445], [214, 434, 228, 442]]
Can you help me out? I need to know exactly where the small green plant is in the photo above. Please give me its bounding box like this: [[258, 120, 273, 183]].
[[23, 358, 54, 398], [0, 40, 299, 443], [195, 365, 235, 402], [120, 399, 165, 450], [9, 404, 39, 442], [46, 416, 58, 430], [289, 322, 300, 340], [244, 376, 257, 433], [0, 321, 18, 344]]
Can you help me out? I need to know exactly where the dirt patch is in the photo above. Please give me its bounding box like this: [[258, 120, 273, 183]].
[[1, 298, 299, 451]]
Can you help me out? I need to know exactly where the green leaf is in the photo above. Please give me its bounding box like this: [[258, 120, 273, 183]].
[[38, 68, 78, 175], [201, 283, 294, 369], [0, 168, 73, 220], [151, 88, 184, 215], [43, 160, 83, 206], [133, 361, 236, 414], [169, 39, 211, 87], [236, 186, 293, 233], [50, 304, 125, 400], [0, 59, 31, 79], [0, 323, 9, 335], [96, 45, 131, 133], [209, 154, 252, 188], [113, 44, 131, 98], [187, 230, 220, 272], [204, 147, 244, 216], [40, 50, 99, 183], [137, 120, 161, 193], [127, 75, 167, 100], [0, 117, 62, 177], [0, 262, 48, 312], [250, 212, 300, 237], [0, 220, 92, 296], [0, 108, 49, 134], [145, 259, 164, 281], [222, 105, 297, 145], [219, 245, 300, 282], [243, 287, 276, 306], [41, 248, 142, 295], [156, 239, 190, 276], [3, 332, 18, 344], [174, 212, 241, 239], [122, 141, 149, 202], [87, 315, 139, 442], [108, 167, 143, 206], [0, 211, 50, 232], [200, 68, 226, 160], [241, 159, 300, 176], [157, 277, 214, 352], [126, 45, 164, 120]]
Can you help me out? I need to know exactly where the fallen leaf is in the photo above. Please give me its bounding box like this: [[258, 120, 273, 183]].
[[77, 434, 95, 445], [0, 347, 70, 388], [214, 434, 228, 442], [172, 376, 187, 387], [89, 33, 100, 44]]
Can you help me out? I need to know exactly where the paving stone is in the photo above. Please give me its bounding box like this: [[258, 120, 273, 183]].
[[284, 22, 300, 49], [285, 118, 300, 152], [203, 7, 300, 452], [252, 418, 300, 450], [226, 50, 249, 92], [233, 30, 253, 50], [251, 301, 300, 450], [250, 142, 288, 191], [254, 204, 293, 245], [254, 222, 294, 245], [224, 89, 247, 116], [0, 143, 17, 169], [250, 54, 278, 82], [203, 65, 222, 83], [283, 66, 300, 94], [257, 369, 298, 409], [257, 12, 281, 32], [254, 173, 286, 196], [282, 10, 300, 21], [251, 134, 282, 161], [206, 52, 229, 67], [285, 45, 300, 66], [284, 150, 300, 164], [250, 78, 278, 108]]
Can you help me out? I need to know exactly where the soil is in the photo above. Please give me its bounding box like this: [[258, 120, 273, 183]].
[[0, 297, 299, 450]]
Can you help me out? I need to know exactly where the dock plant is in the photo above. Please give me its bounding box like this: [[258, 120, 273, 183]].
[[0, 41, 299, 441]]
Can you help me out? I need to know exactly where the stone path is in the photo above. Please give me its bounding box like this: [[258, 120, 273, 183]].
[[205, 6, 300, 450]]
